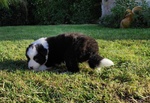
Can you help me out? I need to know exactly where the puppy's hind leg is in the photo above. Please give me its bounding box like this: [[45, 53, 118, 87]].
[[64, 52, 79, 73], [65, 60, 79, 73]]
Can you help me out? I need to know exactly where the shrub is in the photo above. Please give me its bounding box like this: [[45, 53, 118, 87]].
[[100, 0, 150, 28], [100, 4, 125, 28], [0, 1, 28, 26], [27, 0, 70, 25], [132, 2, 150, 28], [27, 0, 101, 25], [70, 0, 101, 24], [0, 0, 101, 25]]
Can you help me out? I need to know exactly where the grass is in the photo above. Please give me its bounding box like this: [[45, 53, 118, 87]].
[[0, 25, 150, 103]]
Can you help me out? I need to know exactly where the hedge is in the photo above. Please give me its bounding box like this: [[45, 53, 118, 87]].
[[0, 0, 101, 26]]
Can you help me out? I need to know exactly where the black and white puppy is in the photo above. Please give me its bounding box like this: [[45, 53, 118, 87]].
[[26, 33, 114, 72]]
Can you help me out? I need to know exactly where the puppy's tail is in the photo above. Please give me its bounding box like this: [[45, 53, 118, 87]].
[[99, 58, 114, 67], [88, 54, 114, 69]]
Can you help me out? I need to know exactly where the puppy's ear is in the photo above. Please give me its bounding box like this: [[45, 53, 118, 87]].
[[35, 44, 48, 56]]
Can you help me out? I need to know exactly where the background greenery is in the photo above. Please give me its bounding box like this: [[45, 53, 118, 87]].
[[0, 0, 101, 25], [100, 0, 150, 28], [1, 0, 150, 28], [0, 25, 150, 102]]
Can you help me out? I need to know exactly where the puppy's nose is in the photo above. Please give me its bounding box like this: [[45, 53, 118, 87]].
[[29, 67, 33, 69]]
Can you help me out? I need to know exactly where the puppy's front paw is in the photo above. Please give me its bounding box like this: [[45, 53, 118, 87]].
[[37, 65, 48, 71]]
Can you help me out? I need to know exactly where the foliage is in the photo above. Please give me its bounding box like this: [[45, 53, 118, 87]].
[[27, 0, 72, 25], [0, 0, 101, 25], [27, 0, 101, 25], [0, 0, 28, 26], [100, 5, 125, 28], [0, 0, 20, 8], [0, 25, 150, 102], [100, 0, 150, 28], [133, 5, 150, 27], [70, 0, 100, 24]]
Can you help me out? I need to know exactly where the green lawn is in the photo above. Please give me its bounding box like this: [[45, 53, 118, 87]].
[[0, 25, 150, 103]]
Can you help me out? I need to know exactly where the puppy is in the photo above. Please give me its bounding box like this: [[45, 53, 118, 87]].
[[26, 33, 114, 72]]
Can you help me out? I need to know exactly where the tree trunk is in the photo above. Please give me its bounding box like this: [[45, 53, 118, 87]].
[[101, 0, 115, 18]]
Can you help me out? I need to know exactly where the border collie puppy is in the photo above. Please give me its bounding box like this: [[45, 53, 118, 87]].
[[26, 33, 114, 72]]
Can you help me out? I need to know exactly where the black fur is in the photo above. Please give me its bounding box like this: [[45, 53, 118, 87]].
[[44, 33, 104, 72], [34, 44, 48, 65]]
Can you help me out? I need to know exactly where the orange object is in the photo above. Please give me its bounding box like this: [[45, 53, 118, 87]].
[[120, 6, 142, 28]]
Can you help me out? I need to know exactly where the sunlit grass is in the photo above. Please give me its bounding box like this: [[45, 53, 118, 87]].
[[0, 25, 150, 102]]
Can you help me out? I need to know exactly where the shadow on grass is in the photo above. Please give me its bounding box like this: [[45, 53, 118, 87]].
[[0, 59, 95, 75], [0, 59, 68, 73], [0, 60, 28, 72]]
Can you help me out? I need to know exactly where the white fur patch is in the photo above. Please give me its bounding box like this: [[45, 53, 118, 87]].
[[38, 65, 48, 71], [27, 45, 37, 58], [27, 45, 40, 70], [28, 59, 40, 70], [95, 58, 114, 73], [32, 38, 48, 49], [99, 58, 114, 67]]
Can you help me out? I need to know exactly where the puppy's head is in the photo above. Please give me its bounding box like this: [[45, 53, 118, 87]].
[[26, 43, 48, 70]]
